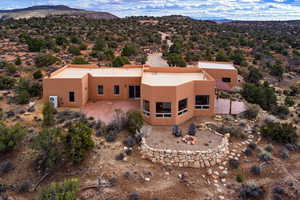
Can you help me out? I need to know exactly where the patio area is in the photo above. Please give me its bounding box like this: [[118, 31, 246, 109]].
[[82, 100, 140, 124]]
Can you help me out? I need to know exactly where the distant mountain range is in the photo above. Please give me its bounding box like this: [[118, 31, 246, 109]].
[[191, 17, 233, 23], [0, 5, 118, 20]]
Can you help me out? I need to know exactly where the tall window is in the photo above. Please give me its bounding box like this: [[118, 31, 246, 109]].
[[178, 98, 188, 115], [97, 85, 104, 95], [222, 77, 231, 83], [114, 85, 120, 95], [69, 92, 75, 102], [143, 100, 150, 116], [156, 102, 171, 117], [195, 95, 209, 109]]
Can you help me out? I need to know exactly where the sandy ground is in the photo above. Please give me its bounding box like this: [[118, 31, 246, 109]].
[[146, 126, 223, 151]]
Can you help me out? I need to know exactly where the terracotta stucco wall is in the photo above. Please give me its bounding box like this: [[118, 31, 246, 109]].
[[203, 68, 238, 88], [141, 79, 216, 125], [88, 76, 141, 101], [141, 84, 177, 125], [194, 80, 216, 116], [43, 78, 84, 107]]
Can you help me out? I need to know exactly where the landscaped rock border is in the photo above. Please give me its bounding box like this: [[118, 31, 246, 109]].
[[140, 132, 230, 168]]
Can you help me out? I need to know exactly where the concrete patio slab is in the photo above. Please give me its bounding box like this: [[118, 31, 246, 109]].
[[82, 100, 140, 124]]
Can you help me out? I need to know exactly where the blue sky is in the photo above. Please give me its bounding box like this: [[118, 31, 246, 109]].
[[1, 0, 300, 20]]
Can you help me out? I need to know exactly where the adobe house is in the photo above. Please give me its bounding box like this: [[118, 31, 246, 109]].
[[43, 62, 238, 125]]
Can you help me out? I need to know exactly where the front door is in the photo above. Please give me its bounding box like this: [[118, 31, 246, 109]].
[[129, 85, 140, 99]]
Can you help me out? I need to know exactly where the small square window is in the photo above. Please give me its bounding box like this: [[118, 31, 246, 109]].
[[114, 85, 120, 95], [69, 92, 75, 102], [222, 77, 231, 83], [97, 85, 103, 95]]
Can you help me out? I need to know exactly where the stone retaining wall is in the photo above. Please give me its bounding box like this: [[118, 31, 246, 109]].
[[140, 133, 230, 168]]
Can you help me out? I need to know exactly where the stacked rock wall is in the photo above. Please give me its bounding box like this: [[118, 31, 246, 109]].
[[140, 133, 230, 168]]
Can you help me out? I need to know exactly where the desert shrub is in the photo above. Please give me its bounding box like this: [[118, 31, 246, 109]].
[[127, 110, 143, 135], [15, 57, 22, 65], [246, 66, 262, 84], [112, 109, 128, 131], [244, 147, 253, 156], [258, 151, 272, 162], [105, 132, 117, 142], [123, 136, 136, 148], [264, 144, 273, 152], [115, 153, 125, 161], [0, 75, 15, 89], [35, 53, 59, 68], [0, 161, 13, 175], [6, 63, 17, 74], [33, 70, 43, 79], [239, 183, 265, 200], [0, 122, 25, 154], [248, 142, 257, 150], [15, 78, 42, 104], [243, 104, 260, 120], [42, 102, 56, 127], [271, 105, 289, 119], [261, 122, 297, 144], [68, 45, 81, 56], [229, 158, 240, 169], [128, 192, 141, 200], [188, 123, 197, 136], [72, 56, 89, 64], [285, 96, 295, 107], [32, 128, 63, 174], [17, 180, 30, 193], [63, 122, 94, 164], [39, 178, 80, 200], [122, 43, 138, 57], [242, 82, 277, 111], [25, 37, 46, 52], [278, 149, 289, 159], [112, 56, 130, 67], [236, 173, 244, 183], [250, 165, 261, 176], [172, 125, 182, 137]]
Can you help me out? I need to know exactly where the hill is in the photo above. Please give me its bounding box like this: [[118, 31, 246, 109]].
[[0, 5, 118, 20]]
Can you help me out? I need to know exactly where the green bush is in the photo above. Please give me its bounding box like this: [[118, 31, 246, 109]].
[[112, 56, 130, 67], [0, 122, 26, 154], [236, 173, 244, 183], [242, 82, 277, 111], [33, 70, 43, 79], [32, 128, 62, 174], [243, 104, 260, 120], [15, 57, 22, 65], [63, 122, 94, 164], [246, 66, 262, 84], [42, 102, 56, 127], [68, 45, 81, 56], [72, 57, 89, 64], [25, 37, 46, 52], [271, 105, 289, 119], [0, 75, 15, 89], [285, 96, 295, 107], [39, 178, 80, 200], [121, 43, 138, 57], [15, 78, 42, 104], [127, 110, 143, 135], [261, 122, 297, 144], [35, 53, 59, 68]]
